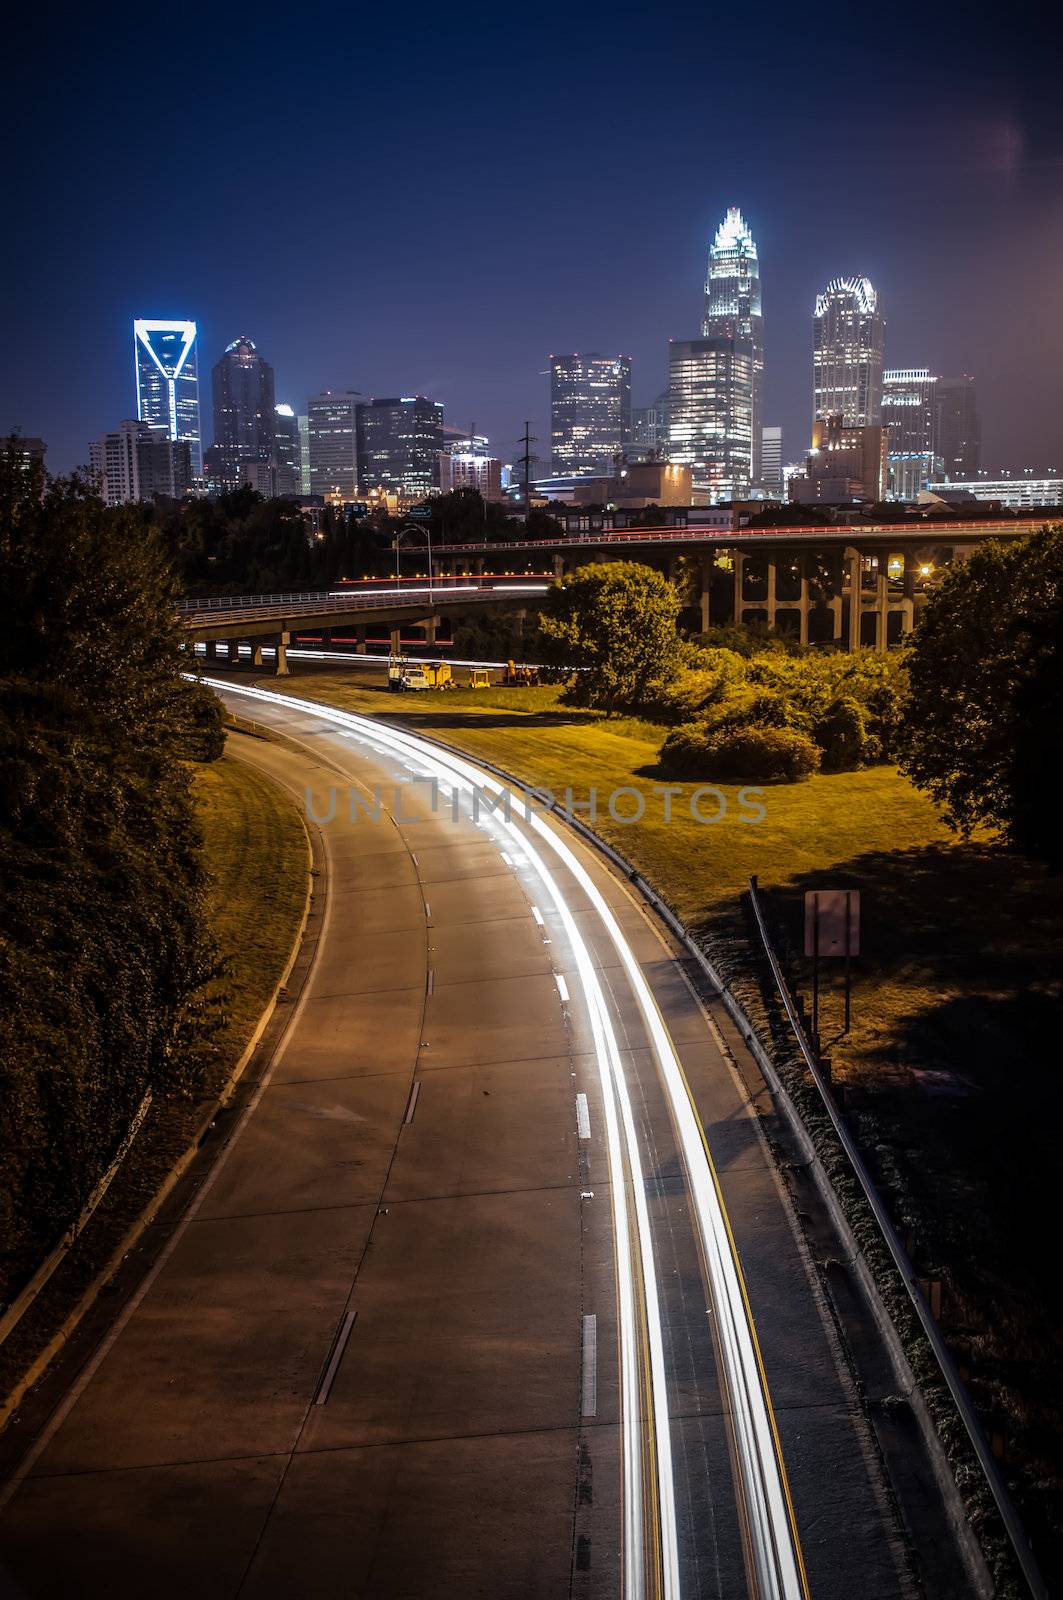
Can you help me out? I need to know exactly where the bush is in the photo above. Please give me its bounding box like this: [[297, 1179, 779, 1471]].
[[658, 721, 821, 783], [638, 646, 746, 723], [813, 695, 868, 771]]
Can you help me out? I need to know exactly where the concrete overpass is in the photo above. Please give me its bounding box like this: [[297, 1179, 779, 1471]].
[[427, 516, 1044, 650], [180, 580, 548, 673]]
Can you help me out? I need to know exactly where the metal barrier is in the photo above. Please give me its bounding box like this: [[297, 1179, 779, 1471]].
[[745, 874, 1047, 1600]]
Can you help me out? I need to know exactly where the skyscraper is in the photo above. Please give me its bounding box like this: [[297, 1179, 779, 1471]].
[[307, 392, 359, 500], [272, 404, 303, 497], [630, 393, 671, 460], [703, 207, 763, 484], [133, 320, 202, 475], [935, 376, 981, 479], [550, 354, 632, 474], [882, 369, 938, 501], [761, 426, 783, 498], [813, 278, 885, 426], [668, 334, 753, 501], [211, 337, 275, 489], [357, 396, 444, 503], [90, 419, 192, 505], [297, 414, 311, 494]]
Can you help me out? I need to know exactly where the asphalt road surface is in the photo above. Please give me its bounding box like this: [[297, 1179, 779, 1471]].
[[0, 683, 954, 1598]]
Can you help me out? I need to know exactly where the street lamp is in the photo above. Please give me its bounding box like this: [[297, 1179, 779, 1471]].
[[393, 522, 434, 604]]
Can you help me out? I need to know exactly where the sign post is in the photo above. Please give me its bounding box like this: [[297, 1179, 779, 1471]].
[[804, 889, 860, 1050]]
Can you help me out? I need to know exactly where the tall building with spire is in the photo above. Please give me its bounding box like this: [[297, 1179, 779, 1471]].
[[133, 320, 202, 475], [813, 277, 884, 426], [702, 207, 763, 487], [210, 336, 275, 490]]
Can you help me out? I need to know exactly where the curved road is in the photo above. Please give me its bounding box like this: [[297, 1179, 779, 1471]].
[[0, 683, 934, 1598]]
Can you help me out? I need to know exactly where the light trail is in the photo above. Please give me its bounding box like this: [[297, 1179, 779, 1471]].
[[205, 678, 807, 1599]]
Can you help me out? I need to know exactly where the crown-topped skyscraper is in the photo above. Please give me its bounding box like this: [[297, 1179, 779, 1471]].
[[702, 207, 764, 487]]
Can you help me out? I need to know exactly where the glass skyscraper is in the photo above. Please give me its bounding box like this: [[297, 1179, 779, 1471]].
[[882, 369, 939, 501], [357, 396, 444, 503], [307, 392, 360, 500], [935, 376, 981, 480], [813, 278, 885, 426], [550, 354, 632, 474], [702, 208, 763, 486], [211, 337, 276, 490], [133, 319, 202, 475], [668, 334, 753, 502]]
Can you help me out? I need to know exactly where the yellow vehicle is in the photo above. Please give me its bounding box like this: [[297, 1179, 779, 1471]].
[[421, 661, 454, 689], [502, 658, 541, 687], [468, 667, 492, 688]]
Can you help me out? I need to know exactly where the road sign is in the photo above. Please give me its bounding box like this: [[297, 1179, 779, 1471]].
[[804, 890, 860, 958], [406, 505, 432, 520]]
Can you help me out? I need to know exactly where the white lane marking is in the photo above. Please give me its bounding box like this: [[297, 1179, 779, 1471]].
[[403, 1080, 421, 1126], [426, 968, 434, 996], [531, 905, 545, 926], [423, 901, 431, 920], [581, 1313, 598, 1417], [555, 974, 570, 1004], [576, 1092, 592, 1140], [314, 1309, 357, 1405], [500, 850, 513, 865]]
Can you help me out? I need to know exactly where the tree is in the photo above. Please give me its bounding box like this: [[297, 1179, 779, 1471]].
[[538, 560, 681, 711], [899, 524, 1063, 864]]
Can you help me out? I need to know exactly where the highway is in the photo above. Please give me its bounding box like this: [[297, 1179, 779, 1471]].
[[0, 685, 933, 1598]]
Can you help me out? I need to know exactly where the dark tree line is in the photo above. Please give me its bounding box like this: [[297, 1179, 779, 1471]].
[[0, 457, 224, 1295]]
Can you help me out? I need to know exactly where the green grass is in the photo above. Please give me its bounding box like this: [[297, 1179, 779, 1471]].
[[0, 747, 308, 1411], [260, 663, 1063, 1571]]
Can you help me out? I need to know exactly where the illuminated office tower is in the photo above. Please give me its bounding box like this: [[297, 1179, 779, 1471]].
[[90, 419, 192, 505], [883, 368, 939, 500], [272, 404, 303, 497], [211, 337, 275, 489], [630, 393, 671, 460], [813, 277, 884, 425], [668, 333, 753, 501], [357, 396, 444, 504], [307, 392, 359, 500], [761, 426, 783, 498], [133, 319, 202, 475], [935, 375, 981, 479], [703, 207, 763, 483], [550, 354, 632, 474], [297, 414, 311, 494]]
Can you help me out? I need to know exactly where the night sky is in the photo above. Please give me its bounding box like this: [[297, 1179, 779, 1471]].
[[4, 2, 1061, 477]]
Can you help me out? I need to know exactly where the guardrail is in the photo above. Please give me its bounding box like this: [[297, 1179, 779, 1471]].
[[745, 873, 1047, 1600], [427, 518, 1043, 556]]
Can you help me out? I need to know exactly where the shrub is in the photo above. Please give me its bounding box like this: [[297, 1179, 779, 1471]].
[[638, 646, 746, 723], [813, 694, 868, 771], [658, 721, 821, 783]]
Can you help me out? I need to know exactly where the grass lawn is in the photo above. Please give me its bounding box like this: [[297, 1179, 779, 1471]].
[[0, 746, 308, 1410], [255, 662, 1063, 1571]]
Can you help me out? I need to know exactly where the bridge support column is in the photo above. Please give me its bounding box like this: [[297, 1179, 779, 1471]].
[[355, 625, 367, 654], [274, 631, 290, 676], [766, 556, 778, 632], [700, 552, 712, 633], [251, 641, 265, 668], [875, 561, 889, 653], [553, 555, 564, 579], [425, 615, 438, 647], [798, 557, 810, 646], [390, 627, 401, 656], [846, 548, 862, 651], [203, 639, 218, 662], [900, 553, 916, 638], [227, 638, 241, 667], [732, 551, 745, 626]]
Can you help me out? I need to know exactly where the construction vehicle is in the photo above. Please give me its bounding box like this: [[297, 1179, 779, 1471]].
[[502, 659, 541, 687], [421, 661, 454, 689], [387, 658, 430, 692], [468, 667, 492, 689]]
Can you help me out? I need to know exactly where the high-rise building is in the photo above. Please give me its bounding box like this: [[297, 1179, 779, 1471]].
[[935, 376, 981, 480], [442, 425, 490, 456], [761, 426, 783, 498], [272, 404, 303, 497], [3, 435, 46, 474], [440, 449, 504, 501], [307, 392, 359, 500], [210, 337, 275, 490], [703, 207, 763, 483], [90, 420, 192, 505], [357, 396, 444, 504], [297, 414, 311, 494], [133, 320, 202, 476], [813, 277, 884, 426], [792, 413, 887, 504], [882, 369, 939, 501], [550, 354, 632, 474], [630, 393, 671, 460], [668, 334, 753, 501]]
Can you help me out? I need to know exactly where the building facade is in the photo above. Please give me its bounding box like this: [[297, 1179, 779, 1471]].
[[813, 277, 884, 426], [133, 319, 202, 476], [761, 426, 783, 498], [272, 404, 303, 497], [668, 334, 754, 501], [882, 368, 939, 501], [357, 396, 444, 504], [297, 414, 311, 494], [703, 207, 763, 484], [307, 392, 360, 501], [630, 393, 671, 460], [439, 450, 504, 501], [550, 354, 632, 474], [792, 413, 887, 504], [90, 420, 192, 505], [924, 475, 1063, 511], [935, 376, 981, 479], [210, 337, 275, 490]]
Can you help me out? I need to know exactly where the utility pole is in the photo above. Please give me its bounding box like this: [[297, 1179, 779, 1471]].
[[519, 421, 536, 522]]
